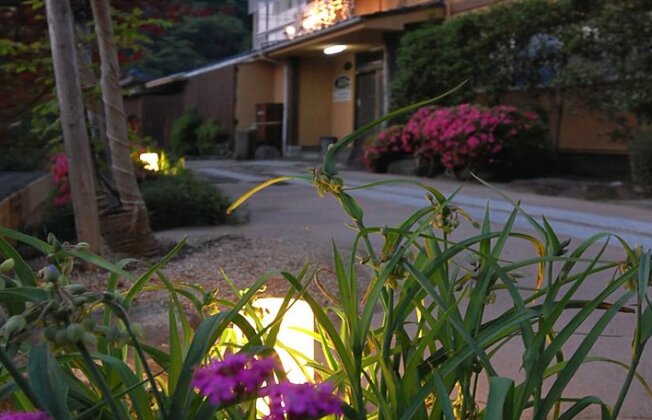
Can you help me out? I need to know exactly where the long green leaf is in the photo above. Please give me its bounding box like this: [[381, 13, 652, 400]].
[[485, 377, 514, 420], [28, 344, 70, 420], [123, 238, 186, 307]]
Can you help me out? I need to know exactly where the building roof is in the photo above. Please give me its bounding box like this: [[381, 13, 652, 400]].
[[138, 0, 444, 90]]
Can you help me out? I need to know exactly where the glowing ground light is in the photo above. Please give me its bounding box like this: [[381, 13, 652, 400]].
[[252, 298, 315, 383], [139, 152, 159, 172]]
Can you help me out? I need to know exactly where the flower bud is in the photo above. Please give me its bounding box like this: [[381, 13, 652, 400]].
[[81, 332, 97, 347], [44, 326, 57, 342], [105, 326, 120, 342], [117, 331, 130, 347], [40, 265, 60, 283], [2, 315, 26, 336], [54, 329, 69, 346], [74, 242, 90, 252], [72, 296, 88, 307], [131, 323, 144, 341], [82, 318, 95, 331], [66, 323, 84, 343], [47, 233, 62, 251], [64, 284, 86, 295], [0, 259, 15, 272]]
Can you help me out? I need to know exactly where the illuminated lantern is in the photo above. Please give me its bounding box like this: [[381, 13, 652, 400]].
[[252, 297, 315, 383], [139, 152, 159, 172]]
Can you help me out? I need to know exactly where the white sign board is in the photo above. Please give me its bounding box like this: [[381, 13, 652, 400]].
[[333, 74, 352, 102]]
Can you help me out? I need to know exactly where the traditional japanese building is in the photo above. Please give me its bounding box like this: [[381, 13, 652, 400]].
[[125, 0, 628, 164]]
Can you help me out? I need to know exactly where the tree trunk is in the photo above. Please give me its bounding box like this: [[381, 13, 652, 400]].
[[90, 0, 158, 256], [44, 0, 102, 254]]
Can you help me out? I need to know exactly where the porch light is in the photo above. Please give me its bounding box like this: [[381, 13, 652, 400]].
[[252, 297, 315, 383], [323, 44, 347, 55], [139, 152, 159, 172], [302, 13, 320, 31], [285, 25, 297, 38]]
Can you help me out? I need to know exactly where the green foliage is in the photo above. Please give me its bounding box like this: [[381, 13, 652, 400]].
[[196, 119, 229, 156], [29, 167, 226, 239], [1, 97, 651, 419], [170, 108, 202, 156], [0, 229, 280, 419], [392, 0, 652, 130], [135, 14, 250, 76], [0, 2, 169, 148], [139, 171, 230, 230], [559, 0, 652, 123], [170, 111, 230, 156], [392, 0, 574, 108]]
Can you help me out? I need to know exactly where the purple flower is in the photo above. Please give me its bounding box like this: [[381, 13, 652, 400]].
[[0, 412, 50, 420], [192, 354, 276, 406], [264, 381, 343, 419]]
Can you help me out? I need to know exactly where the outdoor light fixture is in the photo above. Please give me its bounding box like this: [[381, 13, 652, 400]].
[[285, 25, 297, 38], [139, 152, 159, 172], [302, 13, 320, 31], [252, 297, 315, 383], [323, 44, 347, 55]]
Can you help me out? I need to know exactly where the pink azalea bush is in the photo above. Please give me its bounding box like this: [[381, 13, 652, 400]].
[[192, 354, 343, 419], [362, 104, 547, 178], [362, 125, 414, 172], [404, 103, 546, 177], [48, 153, 71, 207]]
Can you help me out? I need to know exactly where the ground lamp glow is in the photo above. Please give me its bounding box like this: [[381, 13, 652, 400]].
[[252, 297, 315, 383], [139, 152, 159, 172]]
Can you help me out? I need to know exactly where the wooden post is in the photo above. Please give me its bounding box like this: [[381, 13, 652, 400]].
[[91, 0, 145, 206], [45, 0, 102, 253], [90, 0, 158, 256]]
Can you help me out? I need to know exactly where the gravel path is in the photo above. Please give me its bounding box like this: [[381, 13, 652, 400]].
[[63, 234, 343, 345]]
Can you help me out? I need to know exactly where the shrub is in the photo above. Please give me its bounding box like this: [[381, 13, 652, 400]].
[[48, 153, 71, 207], [196, 119, 229, 156], [139, 171, 230, 230], [170, 108, 202, 156], [39, 155, 223, 236], [0, 230, 342, 420], [361, 125, 414, 172], [404, 103, 548, 179]]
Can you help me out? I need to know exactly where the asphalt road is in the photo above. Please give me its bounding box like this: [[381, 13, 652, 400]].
[[166, 159, 652, 419]]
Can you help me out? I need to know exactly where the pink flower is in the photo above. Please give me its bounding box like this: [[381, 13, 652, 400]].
[[192, 354, 276, 406], [264, 381, 343, 419], [0, 412, 50, 420], [48, 153, 71, 207]]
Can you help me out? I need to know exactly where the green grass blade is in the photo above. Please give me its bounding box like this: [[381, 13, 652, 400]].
[[557, 396, 611, 420], [123, 238, 186, 307], [485, 377, 515, 420]]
